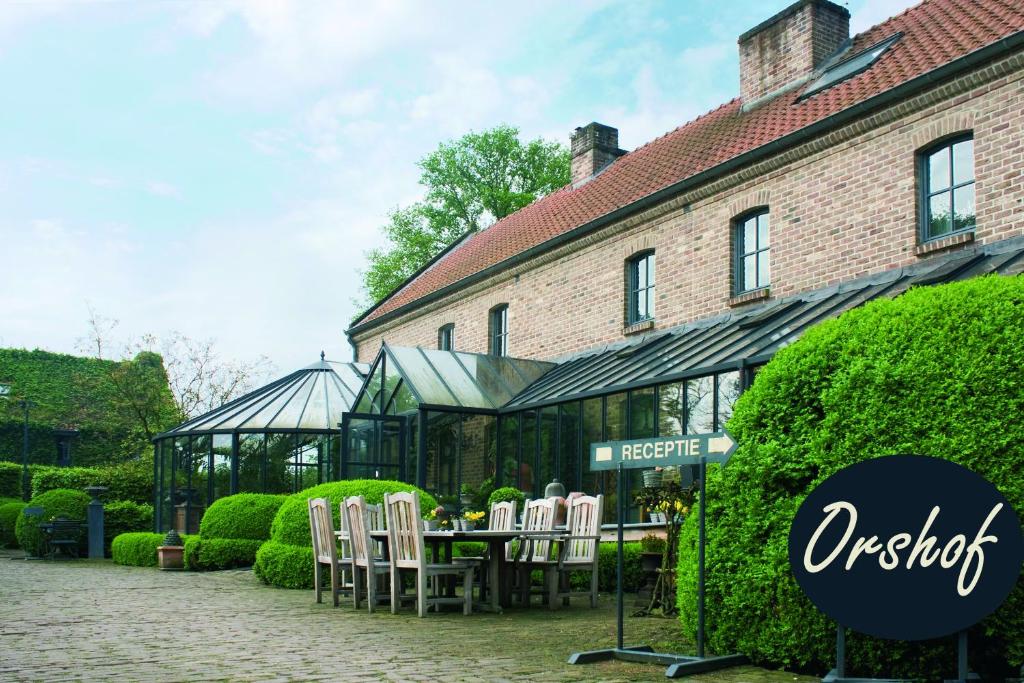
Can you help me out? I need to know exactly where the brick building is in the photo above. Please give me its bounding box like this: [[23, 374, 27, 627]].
[[337, 0, 1024, 519]]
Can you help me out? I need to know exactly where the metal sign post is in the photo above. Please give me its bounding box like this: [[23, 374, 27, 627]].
[[568, 432, 748, 677]]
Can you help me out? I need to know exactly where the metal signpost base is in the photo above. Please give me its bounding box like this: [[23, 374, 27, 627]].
[[569, 451, 747, 678], [821, 625, 984, 683]]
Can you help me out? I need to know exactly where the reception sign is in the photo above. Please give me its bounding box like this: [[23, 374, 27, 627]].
[[589, 432, 737, 471], [788, 455, 1023, 641]]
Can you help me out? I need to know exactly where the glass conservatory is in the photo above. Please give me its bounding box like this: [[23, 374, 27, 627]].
[[153, 357, 366, 532]]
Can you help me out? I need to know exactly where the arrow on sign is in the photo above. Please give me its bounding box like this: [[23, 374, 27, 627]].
[[706, 433, 738, 466]]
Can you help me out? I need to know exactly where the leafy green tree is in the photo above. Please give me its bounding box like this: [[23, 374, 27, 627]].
[[360, 124, 570, 307]]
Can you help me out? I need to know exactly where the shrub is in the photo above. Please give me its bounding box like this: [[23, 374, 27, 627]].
[[255, 479, 437, 589], [676, 275, 1024, 679], [185, 537, 264, 571], [103, 500, 154, 555], [14, 488, 91, 556], [199, 493, 287, 541], [111, 531, 194, 567], [569, 542, 642, 593], [0, 501, 26, 547], [31, 462, 152, 506], [487, 486, 526, 511]]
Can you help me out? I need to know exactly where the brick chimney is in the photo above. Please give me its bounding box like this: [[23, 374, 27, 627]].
[[738, 0, 850, 105], [571, 122, 626, 187]]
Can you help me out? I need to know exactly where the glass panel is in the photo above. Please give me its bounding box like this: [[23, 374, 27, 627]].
[[389, 381, 418, 417], [647, 254, 655, 287], [263, 376, 315, 430], [355, 360, 382, 414], [716, 372, 742, 430], [460, 414, 495, 495], [377, 421, 402, 481], [636, 258, 647, 289], [265, 433, 295, 494], [929, 146, 950, 191], [636, 288, 648, 320], [519, 410, 537, 498], [212, 434, 232, 501], [159, 439, 173, 532], [190, 434, 211, 513], [421, 351, 491, 408], [743, 218, 756, 254], [380, 362, 402, 415], [658, 382, 684, 436], [758, 213, 769, 247], [499, 414, 519, 489], [646, 288, 655, 321], [537, 406, 558, 496], [686, 376, 715, 434], [581, 398, 603, 498], [952, 139, 974, 185], [294, 433, 324, 492], [387, 347, 457, 406], [238, 433, 264, 493], [346, 418, 376, 479], [929, 192, 952, 237], [953, 185, 975, 232], [425, 412, 459, 499], [559, 402, 581, 493], [629, 387, 656, 439], [757, 251, 770, 288], [743, 255, 757, 290], [605, 393, 627, 441]]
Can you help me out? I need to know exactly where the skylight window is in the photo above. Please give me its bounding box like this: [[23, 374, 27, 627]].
[[802, 33, 902, 99]]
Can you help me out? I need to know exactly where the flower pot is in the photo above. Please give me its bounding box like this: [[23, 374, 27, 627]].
[[423, 520, 438, 531], [462, 521, 475, 532], [157, 545, 184, 570], [640, 551, 664, 573], [649, 511, 666, 524], [642, 469, 663, 488], [452, 519, 463, 532]]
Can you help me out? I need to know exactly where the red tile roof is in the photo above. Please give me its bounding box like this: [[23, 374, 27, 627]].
[[353, 0, 1024, 329]]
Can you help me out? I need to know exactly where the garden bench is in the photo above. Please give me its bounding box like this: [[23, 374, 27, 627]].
[[39, 518, 85, 559]]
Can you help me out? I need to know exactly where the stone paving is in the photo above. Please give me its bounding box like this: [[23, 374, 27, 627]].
[[0, 550, 816, 682]]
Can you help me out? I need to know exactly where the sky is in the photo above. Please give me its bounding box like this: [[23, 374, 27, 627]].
[[0, 0, 918, 374]]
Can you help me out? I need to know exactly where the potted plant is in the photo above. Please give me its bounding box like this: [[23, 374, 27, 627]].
[[459, 483, 475, 508], [642, 467, 664, 488], [639, 532, 666, 572], [461, 510, 484, 531], [157, 529, 185, 570], [423, 506, 442, 531]]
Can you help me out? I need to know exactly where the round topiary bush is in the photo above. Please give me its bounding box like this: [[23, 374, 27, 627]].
[[487, 486, 525, 511], [14, 488, 90, 557], [199, 493, 288, 540], [254, 479, 437, 589], [0, 501, 26, 548], [676, 275, 1024, 679]]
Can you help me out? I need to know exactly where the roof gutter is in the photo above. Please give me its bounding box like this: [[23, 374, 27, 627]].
[[348, 30, 1024, 336]]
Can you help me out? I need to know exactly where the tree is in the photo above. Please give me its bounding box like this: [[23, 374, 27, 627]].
[[360, 124, 570, 306]]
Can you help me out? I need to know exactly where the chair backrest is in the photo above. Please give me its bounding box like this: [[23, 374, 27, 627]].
[[383, 491, 426, 570], [307, 498, 336, 565], [488, 499, 517, 560], [343, 496, 374, 568], [522, 497, 557, 562], [563, 494, 603, 564]]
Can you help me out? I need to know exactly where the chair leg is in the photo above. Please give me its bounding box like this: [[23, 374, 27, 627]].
[[330, 560, 340, 608], [590, 568, 598, 608], [367, 568, 377, 613], [314, 562, 323, 604], [547, 568, 559, 611], [519, 566, 530, 605], [390, 566, 400, 614], [463, 568, 474, 616], [417, 569, 428, 617], [352, 566, 362, 610]]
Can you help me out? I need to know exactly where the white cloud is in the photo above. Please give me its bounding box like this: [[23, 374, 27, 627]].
[[146, 180, 182, 199]]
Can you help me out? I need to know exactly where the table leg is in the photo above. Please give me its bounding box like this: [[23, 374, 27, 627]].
[[489, 539, 501, 612]]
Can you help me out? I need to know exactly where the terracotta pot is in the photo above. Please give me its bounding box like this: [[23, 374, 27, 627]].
[[157, 545, 184, 570]]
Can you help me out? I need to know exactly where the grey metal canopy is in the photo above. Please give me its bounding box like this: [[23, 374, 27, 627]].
[[156, 358, 368, 437], [505, 236, 1024, 411]]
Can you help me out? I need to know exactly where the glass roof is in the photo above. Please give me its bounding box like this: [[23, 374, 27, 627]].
[[353, 345, 555, 412], [156, 358, 368, 438], [802, 33, 901, 99]]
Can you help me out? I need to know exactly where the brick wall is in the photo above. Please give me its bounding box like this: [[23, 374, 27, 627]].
[[352, 57, 1024, 365]]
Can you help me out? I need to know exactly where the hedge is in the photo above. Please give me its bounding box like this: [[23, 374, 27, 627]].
[[254, 480, 437, 589], [31, 461, 153, 506], [112, 531, 194, 567], [103, 501, 154, 555], [14, 488, 91, 556], [677, 275, 1024, 679], [0, 501, 26, 547], [185, 537, 264, 571], [0, 462, 53, 500], [487, 486, 526, 511], [199, 493, 287, 541]]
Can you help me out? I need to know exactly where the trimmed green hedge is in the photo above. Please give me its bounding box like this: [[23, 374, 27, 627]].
[[32, 461, 153, 506], [185, 537, 264, 571], [199, 493, 287, 541], [0, 462, 19, 498], [677, 275, 1024, 679], [487, 486, 526, 511], [112, 531, 194, 567], [0, 501, 26, 547], [14, 488, 90, 556], [104, 500, 154, 555], [254, 480, 437, 589], [568, 542, 642, 593]]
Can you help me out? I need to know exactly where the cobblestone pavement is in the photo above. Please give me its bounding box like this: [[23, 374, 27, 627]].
[[0, 550, 816, 682]]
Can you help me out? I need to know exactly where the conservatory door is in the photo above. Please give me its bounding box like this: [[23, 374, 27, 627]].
[[341, 413, 407, 482]]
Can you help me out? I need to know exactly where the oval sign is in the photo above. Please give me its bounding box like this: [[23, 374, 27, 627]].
[[788, 455, 1023, 641]]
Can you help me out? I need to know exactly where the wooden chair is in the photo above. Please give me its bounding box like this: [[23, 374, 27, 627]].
[[514, 497, 558, 604], [540, 494, 604, 609], [383, 491, 475, 617], [307, 498, 349, 607], [453, 499, 517, 601], [343, 495, 391, 612]]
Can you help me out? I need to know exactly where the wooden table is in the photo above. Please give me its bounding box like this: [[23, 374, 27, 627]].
[[346, 529, 566, 613]]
